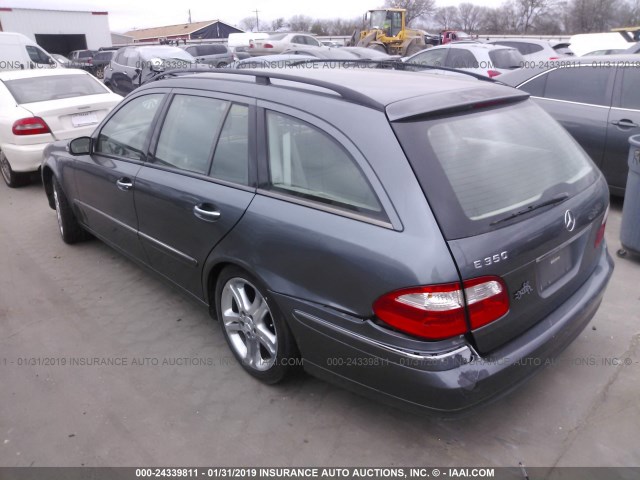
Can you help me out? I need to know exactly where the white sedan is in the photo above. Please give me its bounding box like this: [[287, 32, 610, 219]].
[[0, 68, 122, 187]]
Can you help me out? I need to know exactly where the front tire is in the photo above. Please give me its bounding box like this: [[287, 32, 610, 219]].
[[52, 177, 89, 244], [216, 267, 298, 384], [0, 151, 30, 188]]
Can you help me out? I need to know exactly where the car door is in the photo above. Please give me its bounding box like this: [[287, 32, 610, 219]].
[[444, 48, 478, 70], [73, 92, 167, 260], [519, 65, 615, 169], [134, 90, 256, 298], [604, 65, 640, 193]]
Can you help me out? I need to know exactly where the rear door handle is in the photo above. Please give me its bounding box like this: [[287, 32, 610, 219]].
[[611, 119, 639, 128], [193, 204, 221, 222], [116, 178, 133, 191]]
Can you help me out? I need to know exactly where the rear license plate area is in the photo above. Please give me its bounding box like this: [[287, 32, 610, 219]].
[[71, 111, 98, 127], [536, 243, 575, 292]]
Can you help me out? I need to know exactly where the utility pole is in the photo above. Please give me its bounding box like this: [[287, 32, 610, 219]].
[[188, 9, 192, 23], [253, 9, 260, 31]]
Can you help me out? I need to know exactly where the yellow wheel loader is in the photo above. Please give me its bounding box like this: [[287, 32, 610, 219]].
[[348, 8, 427, 57]]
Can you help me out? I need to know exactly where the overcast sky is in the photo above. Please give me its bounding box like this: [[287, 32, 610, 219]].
[[6, 0, 500, 33]]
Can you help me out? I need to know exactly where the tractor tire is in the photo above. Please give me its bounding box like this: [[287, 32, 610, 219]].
[[404, 43, 425, 57]]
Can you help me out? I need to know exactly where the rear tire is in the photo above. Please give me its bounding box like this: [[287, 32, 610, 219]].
[[52, 177, 89, 244], [216, 266, 299, 384], [0, 151, 30, 188]]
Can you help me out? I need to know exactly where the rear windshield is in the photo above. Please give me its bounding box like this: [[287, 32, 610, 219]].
[[197, 44, 227, 55], [393, 101, 598, 239], [4, 74, 107, 104], [488, 49, 523, 69]]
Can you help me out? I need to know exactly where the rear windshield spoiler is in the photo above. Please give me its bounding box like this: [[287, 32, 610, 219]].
[[386, 88, 530, 121]]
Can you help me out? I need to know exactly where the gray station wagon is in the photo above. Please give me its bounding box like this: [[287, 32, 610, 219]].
[[42, 68, 613, 412]]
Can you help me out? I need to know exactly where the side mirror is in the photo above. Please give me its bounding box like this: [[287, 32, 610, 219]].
[[68, 137, 92, 155]]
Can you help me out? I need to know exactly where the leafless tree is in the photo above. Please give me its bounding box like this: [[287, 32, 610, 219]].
[[239, 17, 257, 32], [456, 3, 485, 32], [384, 0, 437, 25], [434, 6, 459, 29], [288, 15, 314, 32]]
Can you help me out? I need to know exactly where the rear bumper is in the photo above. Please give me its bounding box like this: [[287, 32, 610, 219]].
[[1, 142, 48, 172], [280, 246, 614, 413]]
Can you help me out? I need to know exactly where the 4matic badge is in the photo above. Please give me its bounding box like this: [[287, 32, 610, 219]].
[[514, 281, 534, 300]]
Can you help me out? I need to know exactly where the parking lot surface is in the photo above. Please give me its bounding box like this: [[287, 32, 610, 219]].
[[0, 183, 639, 467]]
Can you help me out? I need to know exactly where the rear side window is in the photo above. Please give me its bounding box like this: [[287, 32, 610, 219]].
[[543, 66, 611, 106], [393, 101, 597, 239], [619, 67, 640, 110], [154, 95, 228, 174], [408, 48, 448, 66], [211, 104, 250, 185], [4, 74, 106, 103], [446, 49, 477, 68], [519, 73, 547, 96], [96, 94, 164, 161], [266, 111, 382, 216], [488, 49, 523, 69]]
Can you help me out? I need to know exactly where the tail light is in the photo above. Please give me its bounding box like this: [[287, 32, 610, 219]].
[[595, 205, 609, 248], [373, 276, 509, 340], [12, 117, 51, 136], [249, 41, 254, 49], [549, 57, 559, 60], [264, 43, 274, 49], [487, 70, 501, 78]]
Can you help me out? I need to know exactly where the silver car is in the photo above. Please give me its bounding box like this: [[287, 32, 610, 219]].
[[249, 33, 322, 56]]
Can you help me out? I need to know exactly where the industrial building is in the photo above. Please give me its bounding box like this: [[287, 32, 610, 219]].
[[0, 6, 112, 54], [124, 20, 243, 43]]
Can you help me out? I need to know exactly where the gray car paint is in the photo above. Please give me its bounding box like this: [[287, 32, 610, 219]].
[[42, 69, 614, 412]]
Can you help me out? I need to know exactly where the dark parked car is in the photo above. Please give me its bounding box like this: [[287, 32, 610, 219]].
[[42, 68, 613, 412], [180, 43, 236, 67], [104, 46, 196, 96], [89, 50, 114, 79], [500, 54, 640, 195], [67, 49, 98, 70]]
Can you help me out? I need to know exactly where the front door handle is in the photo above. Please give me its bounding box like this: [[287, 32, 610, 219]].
[[116, 178, 133, 191], [611, 119, 639, 128], [193, 204, 221, 222]]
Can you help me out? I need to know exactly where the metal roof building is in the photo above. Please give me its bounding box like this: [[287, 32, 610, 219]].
[[0, 7, 112, 54], [124, 20, 243, 43]]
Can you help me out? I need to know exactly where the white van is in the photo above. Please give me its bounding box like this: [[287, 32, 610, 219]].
[[569, 32, 636, 56], [227, 32, 269, 48], [0, 32, 57, 71]]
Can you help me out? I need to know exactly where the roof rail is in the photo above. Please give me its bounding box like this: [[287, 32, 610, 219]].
[[142, 67, 387, 110], [141, 59, 498, 109]]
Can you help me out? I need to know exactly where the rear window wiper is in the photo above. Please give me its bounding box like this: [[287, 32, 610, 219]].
[[490, 193, 569, 226]]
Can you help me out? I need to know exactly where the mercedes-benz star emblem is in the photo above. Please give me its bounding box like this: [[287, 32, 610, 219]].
[[564, 210, 576, 232]]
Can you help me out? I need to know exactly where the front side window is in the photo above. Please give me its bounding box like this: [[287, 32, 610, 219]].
[[408, 48, 448, 66], [26, 45, 51, 65], [96, 94, 164, 161], [154, 95, 228, 174], [266, 111, 382, 215], [543, 66, 612, 106]]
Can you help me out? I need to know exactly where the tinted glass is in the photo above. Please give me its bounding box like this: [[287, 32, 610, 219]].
[[519, 73, 546, 96], [5, 74, 106, 103], [620, 66, 640, 110], [488, 49, 523, 69], [408, 48, 448, 66], [94, 52, 113, 61], [211, 104, 250, 184], [96, 94, 164, 161], [266, 111, 381, 215], [198, 45, 227, 55], [544, 66, 611, 106], [446, 49, 478, 68], [155, 95, 228, 174], [393, 101, 597, 238], [494, 41, 543, 55], [25, 45, 51, 65]]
